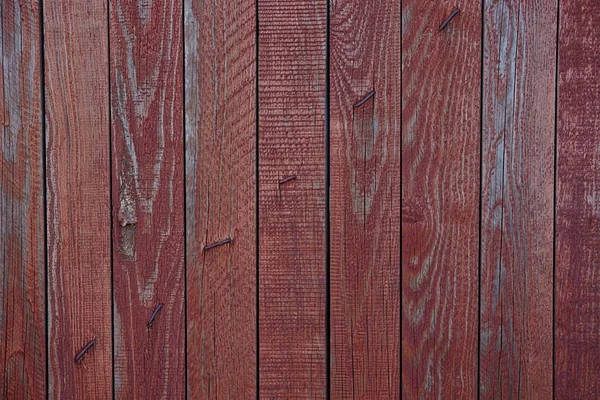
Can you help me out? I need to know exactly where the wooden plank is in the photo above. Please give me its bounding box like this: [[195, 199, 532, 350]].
[[479, 1, 556, 398], [109, 0, 185, 398], [258, 0, 327, 396], [44, 1, 112, 398], [329, 0, 400, 397], [556, 1, 600, 397], [0, 1, 45, 398], [401, 1, 481, 398], [185, 0, 256, 397]]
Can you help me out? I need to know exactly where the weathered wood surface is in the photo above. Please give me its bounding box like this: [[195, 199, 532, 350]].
[[185, 0, 256, 397], [109, 0, 185, 398], [44, 0, 112, 398], [479, 1, 556, 398], [329, 0, 400, 397], [401, 1, 482, 398], [258, 0, 327, 396], [0, 1, 45, 398], [556, 0, 600, 397]]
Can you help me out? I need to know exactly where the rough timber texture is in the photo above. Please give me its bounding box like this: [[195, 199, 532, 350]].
[[44, 1, 112, 398], [329, 0, 401, 397], [258, 0, 327, 397], [555, 0, 600, 397], [401, 1, 481, 398], [185, 0, 257, 397], [109, 0, 185, 398], [479, 1, 556, 398], [0, 1, 45, 398]]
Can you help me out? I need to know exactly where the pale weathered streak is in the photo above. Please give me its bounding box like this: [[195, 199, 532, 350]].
[[0, 1, 45, 398], [185, 0, 257, 397], [480, 1, 556, 398]]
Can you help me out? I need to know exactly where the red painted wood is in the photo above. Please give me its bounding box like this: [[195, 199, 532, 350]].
[[184, 0, 257, 397], [258, 0, 327, 396], [556, 1, 600, 397], [109, 0, 185, 398], [44, 0, 112, 398], [402, 1, 481, 398], [329, 0, 400, 397], [479, 1, 556, 398], [0, 1, 45, 398]]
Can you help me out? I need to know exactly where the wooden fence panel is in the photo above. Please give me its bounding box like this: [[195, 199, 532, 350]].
[[109, 0, 185, 398], [479, 1, 556, 398], [258, 0, 327, 396], [329, 0, 401, 397], [0, 1, 45, 398], [185, 0, 257, 397], [556, 1, 600, 397], [44, 0, 112, 398], [401, 1, 481, 398]]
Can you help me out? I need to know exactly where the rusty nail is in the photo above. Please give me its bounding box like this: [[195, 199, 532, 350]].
[[75, 339, 96, 363], [354, 90, 376, 108], [147, 303, 164, 327], [278, 175, 297, 185], [439, 8, 460, 31], [203, 238, 232, 252]]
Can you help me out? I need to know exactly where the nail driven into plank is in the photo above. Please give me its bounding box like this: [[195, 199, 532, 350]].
[[147, 303, 164, 327], [75, 339, 96, 364], [203, 238, 232, 252], [278, 175, 297, 185], [439, 8, 460, 31], [354, 90, 376, 108]]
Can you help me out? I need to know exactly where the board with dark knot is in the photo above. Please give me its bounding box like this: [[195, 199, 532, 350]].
[[402, 1, 481, 398], [109, 0, 185, 398], [330, 0, 401, 397]]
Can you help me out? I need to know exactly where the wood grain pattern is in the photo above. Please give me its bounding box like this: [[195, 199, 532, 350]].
[[185, 0, 256, 397], [109, 0, 185, 398], [329, 0, 400, 397], [258, 0, 327, 396], [44, 1, 112, 398], [479, 1, 556, 398], [556, 1, 600, 397], [0, 1, 45, 398], [401, 1, 481, 398]]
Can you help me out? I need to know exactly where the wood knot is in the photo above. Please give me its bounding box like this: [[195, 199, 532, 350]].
[[402, 199, 426, 224]]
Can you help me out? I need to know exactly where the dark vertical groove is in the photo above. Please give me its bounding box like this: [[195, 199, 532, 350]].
[[552, 1, 560, 398], [255, 0, 260, 397], [477, 1, 485, 398], [325, 0, 331, 398], [399, 0, 403, 396], [183, 0, 188, 397], [39, 0, 48, 397], [106, 1, 115, 398]]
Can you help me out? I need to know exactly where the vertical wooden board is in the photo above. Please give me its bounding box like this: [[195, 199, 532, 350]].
[[329, 0, 400, 397], [109, 0, 185, 398], [479, 1, 556, 398], [401, 1, 481, 398], [258, 0, 327, 397], [556, 1, 600, 397], [44, 1, 112, 398], [185, 0, 256, 397], [0, 1, 45, 398]]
